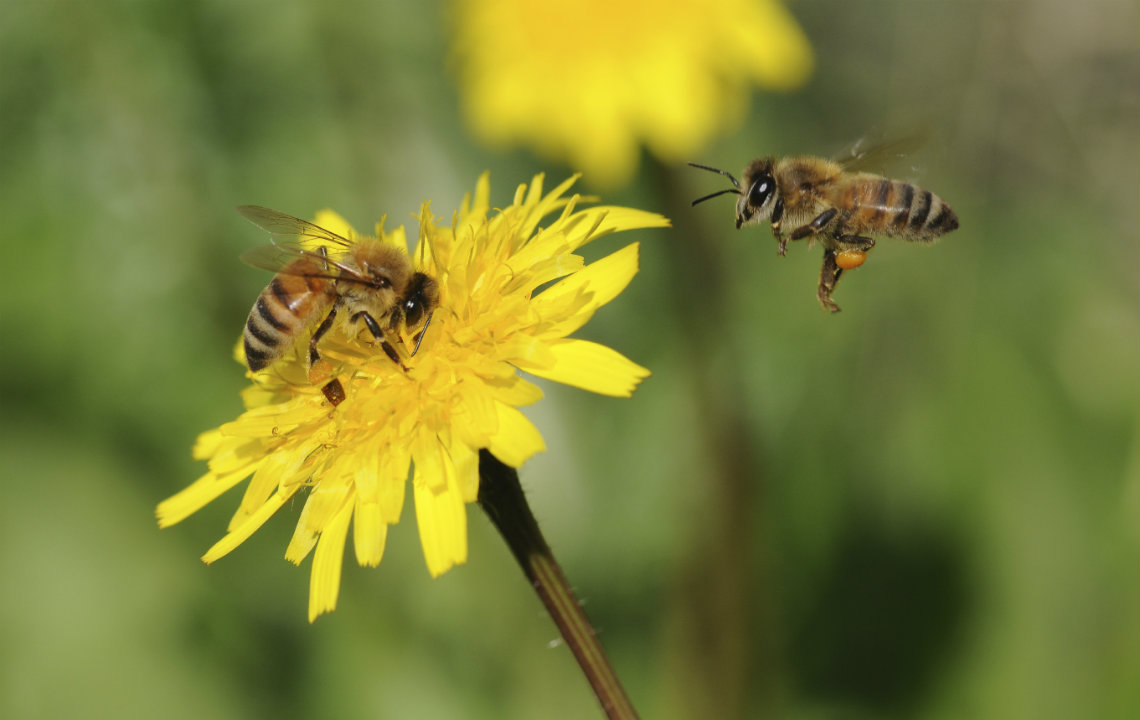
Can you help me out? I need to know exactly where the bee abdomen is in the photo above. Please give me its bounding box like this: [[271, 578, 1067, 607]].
[[243, 278, 311, 371], [891, 183, 959, 241]]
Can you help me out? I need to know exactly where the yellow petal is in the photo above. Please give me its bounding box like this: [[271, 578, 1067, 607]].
[[454, 377, 500, 440], [531, 242, 640, 336], [204, 436, 266, 474], [202, 485, 299, 563], [353, 454, 380, 505], [517, 175, 579, 240], [412, 430, 448, 493], [221, 400, 320, 438], [526, 339, 651, 397], [484, 372, 545, 407], [353, 500, 387, 567], [312, 209, 357, 242], [485, 403, 546, 468], [449, 438, 480, 504], [377, 444, 410, 523], [192, 429, 223, 460], [414, 449, 468, 577], [498, 333, 558, 369], [231, 450, 293, 530], [561, 207, 670, 250], [285, 479, 351, 564], [157, 464, 261, 528], [284, 524, 317, 565], [540, 242, 638, 306], [308, 498, 354, 622], [508, 247, 584, 296]]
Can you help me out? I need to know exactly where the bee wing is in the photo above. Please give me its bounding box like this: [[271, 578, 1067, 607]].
[[236, 205, 354, 249], [240, 244, 369, 284], [240, 243, 318, 273], [838, 136, 927, 173]]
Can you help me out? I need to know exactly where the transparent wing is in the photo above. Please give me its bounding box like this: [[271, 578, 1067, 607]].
[[236, 205, 354, 249], [240, 243, 320, 274], [239, 244, 368, 283], [837, 136, 927, 173]]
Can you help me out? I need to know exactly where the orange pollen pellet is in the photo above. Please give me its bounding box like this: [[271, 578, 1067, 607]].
[[835, 250, 866, 270]]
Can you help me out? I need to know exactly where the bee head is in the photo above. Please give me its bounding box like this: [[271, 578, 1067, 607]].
[[401, 272, 439, 329], [737, 158, 779, 229], [689, 159, 781, 229]]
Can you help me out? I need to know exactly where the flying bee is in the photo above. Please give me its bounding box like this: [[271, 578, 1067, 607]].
[[237, 205, 439, 399], [689, 152, 959, 312]]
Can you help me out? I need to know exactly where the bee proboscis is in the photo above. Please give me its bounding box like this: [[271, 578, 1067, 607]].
[[237, 205, 439, 402], [690, 152, 959, 312]]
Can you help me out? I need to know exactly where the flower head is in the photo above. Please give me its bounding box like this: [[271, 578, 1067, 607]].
[[449, 0, 814, 186], [158, 174, 668, 621]]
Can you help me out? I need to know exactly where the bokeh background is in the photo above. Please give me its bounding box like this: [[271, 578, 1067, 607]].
[[2, 1, 1137, 718]]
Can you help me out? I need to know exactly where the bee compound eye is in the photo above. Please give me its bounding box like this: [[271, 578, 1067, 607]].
[[403, 299, 423, 326], [749, 177, 773, 210]]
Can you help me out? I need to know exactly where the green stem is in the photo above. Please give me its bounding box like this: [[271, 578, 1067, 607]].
[[477, 450, 639, 720]]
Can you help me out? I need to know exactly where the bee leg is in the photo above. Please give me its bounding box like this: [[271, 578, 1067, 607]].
[[789, 208, 839, 242], [772, 226, 788, 256], [838, 234, 875, 251], [771, 197, 788, 256], [309, 305, 338, 366], [817, 249, 843, 313], [383, 305, 433, 360], [354, 311, 409, 372]]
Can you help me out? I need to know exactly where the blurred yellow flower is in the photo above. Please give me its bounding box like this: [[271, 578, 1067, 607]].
[[449, 0, 814, 186], [158, 173, 669, 621]]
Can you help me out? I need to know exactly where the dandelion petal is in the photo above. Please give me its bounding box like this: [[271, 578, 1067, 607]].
[[309, 499, 354, 622], [486, 404, 546, 468], [353, 500, 387, 567], [527, 339, 651, 398], [414, 454, 468, 577], [202, 485, 298, 563], [158, 465, 260, 528]]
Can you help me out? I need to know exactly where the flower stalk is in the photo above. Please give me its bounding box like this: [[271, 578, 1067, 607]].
[[478, 450, 639, 720]]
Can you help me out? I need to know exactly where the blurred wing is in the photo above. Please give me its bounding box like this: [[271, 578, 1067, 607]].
[[236, 205, 354, 249], [240, 244, 365, 283], [838, 136, 927, 173]]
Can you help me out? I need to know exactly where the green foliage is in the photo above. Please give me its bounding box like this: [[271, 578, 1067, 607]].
[[1, 1, 1136, 718]]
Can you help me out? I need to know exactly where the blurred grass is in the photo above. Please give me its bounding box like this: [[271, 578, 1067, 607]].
[[1, 1, 1137, 719]]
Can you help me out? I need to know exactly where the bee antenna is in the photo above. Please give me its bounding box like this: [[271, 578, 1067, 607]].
[[687, 162, 741, 189], [690, 188, 742, 206]]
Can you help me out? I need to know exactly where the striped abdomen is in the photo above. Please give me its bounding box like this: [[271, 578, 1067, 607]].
[[243, 257, 335, 372], [835, 174, 959, 242]]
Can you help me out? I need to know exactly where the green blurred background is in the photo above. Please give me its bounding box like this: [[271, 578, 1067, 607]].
[[2, 1, 1136, 718]]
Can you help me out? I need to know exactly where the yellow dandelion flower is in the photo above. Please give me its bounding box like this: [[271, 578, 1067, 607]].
[[157, 173, 669, 621], [449, 0, 814, 187]]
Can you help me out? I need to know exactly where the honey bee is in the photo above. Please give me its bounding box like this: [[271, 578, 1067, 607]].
[[237, 205, 439, 400], [690, 152, 958, 312]]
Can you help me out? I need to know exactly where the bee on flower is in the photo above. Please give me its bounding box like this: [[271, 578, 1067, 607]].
[[157, 174, 669, 621]]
